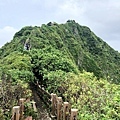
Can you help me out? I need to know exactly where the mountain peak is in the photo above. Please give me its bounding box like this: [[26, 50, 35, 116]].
[[0, 21, 120, 82]]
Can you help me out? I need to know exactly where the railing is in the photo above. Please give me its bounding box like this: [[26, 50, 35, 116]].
[[51, 93, 78, 120], [11, 98, 34, 120], [34, 83, 78, 120], [12, 84, 78, 120]]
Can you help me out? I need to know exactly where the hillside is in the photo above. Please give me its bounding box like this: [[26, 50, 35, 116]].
[[0, 20, 120, 119], [0, 20, 120, 83]]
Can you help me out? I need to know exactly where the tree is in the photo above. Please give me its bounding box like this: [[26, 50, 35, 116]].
[[0, 51, 34, 83], [30, 46, 78, 89]]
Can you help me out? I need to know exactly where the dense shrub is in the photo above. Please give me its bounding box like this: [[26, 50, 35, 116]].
[[63, 72, 120, 119]]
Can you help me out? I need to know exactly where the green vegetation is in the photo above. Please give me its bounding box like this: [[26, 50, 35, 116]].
[[64, 72, 120, 119], [0, 77, 32, 119], [30, 47, 78, 91], [0, 20, 120, 119]]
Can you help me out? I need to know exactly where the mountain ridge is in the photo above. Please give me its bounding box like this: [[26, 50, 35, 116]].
[[1, 20, 120, 119], [1, 20, 120, 82]]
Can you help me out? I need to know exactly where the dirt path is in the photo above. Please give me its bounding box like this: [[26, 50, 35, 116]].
[[31, 85, 51, 120]]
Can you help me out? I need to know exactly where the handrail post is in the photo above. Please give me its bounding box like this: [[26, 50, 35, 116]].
[[70, 109, 78, 120], [57, 97, 62, 120], [19, 98, 25, 119], [51, 93, 57, 117], [12, 106, 20, 120], [63, 102, 70, 120], [31, 101, 37, 112]]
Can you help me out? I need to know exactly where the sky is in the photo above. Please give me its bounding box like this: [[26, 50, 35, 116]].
[[0, 0, 120, 52]]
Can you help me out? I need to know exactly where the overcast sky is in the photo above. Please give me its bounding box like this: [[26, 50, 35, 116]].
[[0, 0, 120, 51]]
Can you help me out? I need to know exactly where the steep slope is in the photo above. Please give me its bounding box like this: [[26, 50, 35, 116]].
[[0, 20, 120, 82]]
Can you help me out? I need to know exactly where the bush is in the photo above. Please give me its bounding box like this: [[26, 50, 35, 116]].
[[63, 72, 120, 119]]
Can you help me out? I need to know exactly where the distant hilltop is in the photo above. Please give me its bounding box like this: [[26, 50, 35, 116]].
[[0, 20, 120, 83]]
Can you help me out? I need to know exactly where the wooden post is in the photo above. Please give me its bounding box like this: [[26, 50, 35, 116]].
[[25, 116, 32, 120], [0, 81, 3, 98], [51, 93, 57, 117], [57, 97, 63, 120], [19, 98, 25, 119], [31, 101, 37, 112], [0, 86, 3, 96], [70, 109, 78, 120], [63, 102, 70, 120], [12, 106, 20, 120]]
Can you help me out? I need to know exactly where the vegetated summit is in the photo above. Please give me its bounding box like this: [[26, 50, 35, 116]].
[[0, 20, 120, 83], [1, 20, 120, 120]]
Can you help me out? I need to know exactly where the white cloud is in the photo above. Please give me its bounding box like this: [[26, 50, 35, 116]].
[[0, 26, 18, 48], [0, 0, 120, 51], [56, 0, 86, 20], [59, 0, 85, 16]]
